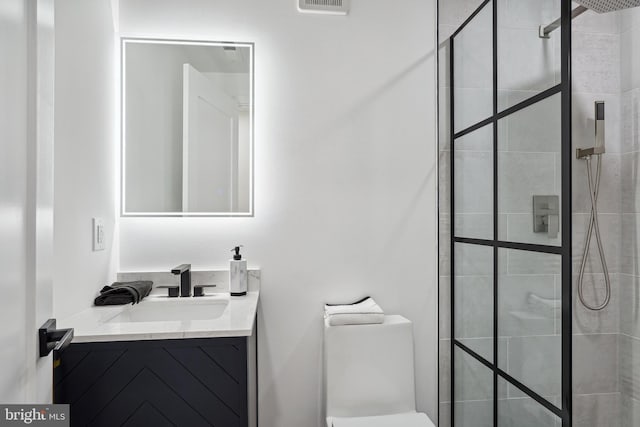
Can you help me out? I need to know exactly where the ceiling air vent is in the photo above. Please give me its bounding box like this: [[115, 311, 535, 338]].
[[298, 0, 350, 15]]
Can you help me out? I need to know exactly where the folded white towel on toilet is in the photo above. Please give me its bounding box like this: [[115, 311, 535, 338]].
[[324, 296, 385, 326]]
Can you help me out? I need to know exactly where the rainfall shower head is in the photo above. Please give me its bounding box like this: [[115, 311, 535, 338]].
[[540, 0, 640, 38], [575, 0, 640, 13]]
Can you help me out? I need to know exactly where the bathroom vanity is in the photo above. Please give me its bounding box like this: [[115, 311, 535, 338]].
[[54, 270, 259, 427], [51, 35, 261, 426]]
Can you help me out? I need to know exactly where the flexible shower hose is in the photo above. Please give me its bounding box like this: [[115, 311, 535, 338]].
[[577, 155, 611, 311]]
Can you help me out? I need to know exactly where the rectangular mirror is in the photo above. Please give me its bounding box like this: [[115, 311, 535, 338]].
[[121, 38, 254, 216]]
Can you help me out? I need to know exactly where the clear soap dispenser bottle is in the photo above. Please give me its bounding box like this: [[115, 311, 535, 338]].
[[230, 246, 247, 296]]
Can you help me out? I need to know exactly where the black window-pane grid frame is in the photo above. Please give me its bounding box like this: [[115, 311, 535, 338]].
[[448, 0, 572, 426]]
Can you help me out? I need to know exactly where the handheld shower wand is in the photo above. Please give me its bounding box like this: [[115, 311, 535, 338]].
[[576, 101, 611, 311]]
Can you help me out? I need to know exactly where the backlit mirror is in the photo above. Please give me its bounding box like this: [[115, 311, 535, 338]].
[[121, 38, 253, 216]]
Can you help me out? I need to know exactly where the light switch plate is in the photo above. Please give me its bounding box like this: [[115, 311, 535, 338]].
[[93, 218, 105, 251]]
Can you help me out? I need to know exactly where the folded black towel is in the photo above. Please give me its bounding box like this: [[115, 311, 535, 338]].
[[94, 281, 153, 306]]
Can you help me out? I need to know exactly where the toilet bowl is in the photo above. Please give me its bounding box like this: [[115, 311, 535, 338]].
[[323, 315, 435, 427]]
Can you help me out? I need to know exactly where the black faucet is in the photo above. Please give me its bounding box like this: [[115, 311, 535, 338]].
[[171, 264, 191, 297]]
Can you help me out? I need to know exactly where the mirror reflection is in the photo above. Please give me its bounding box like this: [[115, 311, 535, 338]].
[[122, 39, 253, 216]]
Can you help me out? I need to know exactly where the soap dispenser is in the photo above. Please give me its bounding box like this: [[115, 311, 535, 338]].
[[230, 246, 247, 296]]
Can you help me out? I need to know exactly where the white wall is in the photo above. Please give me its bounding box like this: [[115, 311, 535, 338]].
[[619, 7, 640, 426], [53, 0, 118, 320], [117, 1, 438, 426]]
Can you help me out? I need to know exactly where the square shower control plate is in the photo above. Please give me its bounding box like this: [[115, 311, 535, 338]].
[[533, 195, 559, 238]]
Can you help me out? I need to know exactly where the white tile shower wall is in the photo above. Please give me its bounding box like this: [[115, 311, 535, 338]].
[[573, 393, 621, 427], [116, 1, 438, 426], [496, 0, 562, 111], [567, 5, 623, 425], [620, 6, 640, 425]]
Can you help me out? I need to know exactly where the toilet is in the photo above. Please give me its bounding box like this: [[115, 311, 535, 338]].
[[324, 315, 435, 427]]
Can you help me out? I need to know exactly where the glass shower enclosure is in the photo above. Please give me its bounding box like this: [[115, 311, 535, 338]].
[[447, 0, 572, 425]]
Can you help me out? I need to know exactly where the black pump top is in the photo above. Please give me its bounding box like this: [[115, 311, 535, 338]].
[[232, 246, 243, 260]]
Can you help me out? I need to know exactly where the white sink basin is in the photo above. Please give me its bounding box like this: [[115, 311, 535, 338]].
[[108, 297, 229, 323]]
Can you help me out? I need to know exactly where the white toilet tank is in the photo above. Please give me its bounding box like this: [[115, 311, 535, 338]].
[[324, 315, 417, 418]]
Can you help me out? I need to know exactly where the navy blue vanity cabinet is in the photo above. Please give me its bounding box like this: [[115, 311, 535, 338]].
[[53, 337, 248, 427]]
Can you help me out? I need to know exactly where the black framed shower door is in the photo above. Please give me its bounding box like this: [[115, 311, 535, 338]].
[[448, 0, 572, 426]]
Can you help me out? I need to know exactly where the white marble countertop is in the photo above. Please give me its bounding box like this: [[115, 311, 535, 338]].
[[58, 291, 259, 343]]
